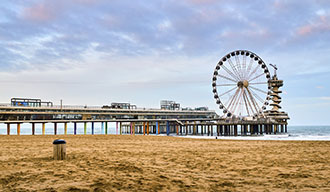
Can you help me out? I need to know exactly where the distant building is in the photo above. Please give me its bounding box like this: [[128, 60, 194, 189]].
[[194, 107, 209, 111], [11, 98, 53, 107], [160, 100, 180, 110], [102, 102, 137, 109]]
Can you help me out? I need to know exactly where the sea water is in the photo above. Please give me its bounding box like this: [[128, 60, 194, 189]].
[[0, 124, 329, 141]]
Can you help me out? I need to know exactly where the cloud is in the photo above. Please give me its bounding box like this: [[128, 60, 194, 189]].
[[22, 2, 57, 22], [297, 15, 330, 36], [1, 0, 330, 124]]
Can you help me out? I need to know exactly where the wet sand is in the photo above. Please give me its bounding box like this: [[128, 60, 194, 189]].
[[0, 135, 329, 191]]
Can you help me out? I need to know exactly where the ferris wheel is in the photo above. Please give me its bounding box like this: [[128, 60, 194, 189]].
[[212, 50, 272, 118]]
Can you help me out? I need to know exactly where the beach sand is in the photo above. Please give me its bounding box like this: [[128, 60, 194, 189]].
[[0, 135, 329, 191]]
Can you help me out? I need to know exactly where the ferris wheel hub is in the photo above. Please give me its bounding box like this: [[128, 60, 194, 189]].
[[237, 80, 249, 88]]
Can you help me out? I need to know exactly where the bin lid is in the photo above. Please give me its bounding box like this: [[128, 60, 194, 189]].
[[53, 139, 66, 144]]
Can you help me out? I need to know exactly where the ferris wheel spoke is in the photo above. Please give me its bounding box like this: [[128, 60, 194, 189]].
[[246, 88, 261, 113], [245, 58, 254, 80], [217, 74, 237, 83], [242, 55, 247, 79], [219, 86, 237, 97], [224, 88, 238, 107], [232, 88, 244, 114], [226, 88, 240, 111], [249, 82, 268, 85], [243, 89, 255, 114], [242, 90, 251, 116], [235, 55, 243, 79], [222, 65, 240, 81], [247, 65, 259, 80], [249, 86, 268, 94], [249, 88, 265, 104], [229, 89, 242, 113], [228, 58, 242, 80], [216, 83, 237, 87], [249, 73, 264, 82]]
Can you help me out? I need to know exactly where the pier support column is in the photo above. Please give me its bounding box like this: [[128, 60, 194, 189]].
[[32, 123, 35, 135], [185, 123, 188, 135], [64, 123, 67, 135], [101, 122, 104, 134], [84, 122, 87, 135], [201, 125, 203, 135], [234, 125, 238, 136], [166, 121, 170, 136], [176, 124, 179, 135], [130, 123, 132, 135], [42, 123, 45, 135], [219, 125, 223, 136], [156, 122, 159, 135], [105, 122, 108, 135], [54, 123, 57, 135], [147, 122, 149, 135], [74, 122, 77, 135], [119, 122, 122, 135], [7, 124, 10, 135], [91, 122, 94, 135], [285, 124, 287, 133], [211, 125, 214, 136], [143, 122, 146, 135], [17, 123, 21, 135], [260, 125, 263, 135], [193, 122, 196, 135]]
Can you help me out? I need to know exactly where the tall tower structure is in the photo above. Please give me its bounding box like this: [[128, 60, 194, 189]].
[[264, 65, 289, 130], [269, 75, 283, 111]]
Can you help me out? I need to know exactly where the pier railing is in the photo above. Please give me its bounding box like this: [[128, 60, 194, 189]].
[[0, 103, 214, 112]]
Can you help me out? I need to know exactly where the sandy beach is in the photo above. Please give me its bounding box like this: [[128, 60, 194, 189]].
[[0, 135, 329, 191]]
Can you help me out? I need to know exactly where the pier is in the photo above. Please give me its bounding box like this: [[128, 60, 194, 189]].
[[0, 104, 287, 136], [0, 50, 289, 136]]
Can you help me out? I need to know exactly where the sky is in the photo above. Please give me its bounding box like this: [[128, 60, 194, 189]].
[[1, 0, 330, 125]]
